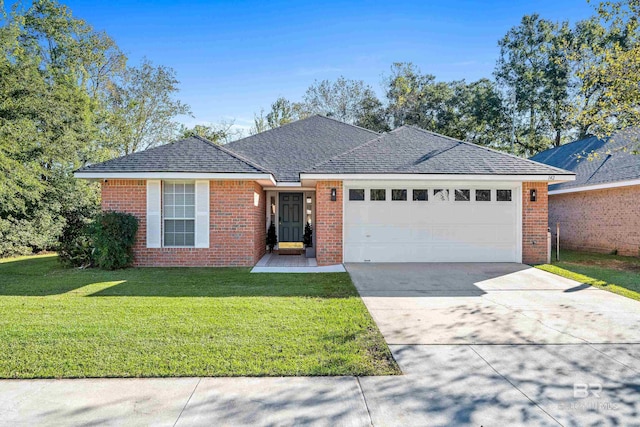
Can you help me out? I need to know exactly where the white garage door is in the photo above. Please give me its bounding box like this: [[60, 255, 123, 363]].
[[344, 183, 521, 263]]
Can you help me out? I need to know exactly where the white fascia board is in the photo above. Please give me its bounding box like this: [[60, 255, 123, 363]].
[[549, 178, 640, 195], [300, 173, 575, 183], [275, 182, 302, 187], [74, 171, 276, 184]]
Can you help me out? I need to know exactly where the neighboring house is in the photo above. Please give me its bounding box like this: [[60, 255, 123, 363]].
[[75, 115, 574, 266], [531, 130, 640, 257]]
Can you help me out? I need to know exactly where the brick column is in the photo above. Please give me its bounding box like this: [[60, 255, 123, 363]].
[[315, 180, 343, 266], [522, 182, 549, 264]]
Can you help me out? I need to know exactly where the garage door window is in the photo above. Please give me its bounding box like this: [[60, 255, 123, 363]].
[[433, 189, 449, 201], [370, 189, 386, 201], [454, 189, 470, 201], [497, 190, 512, 201], [392, 189, 407, 201], [349, 189, 365, 201], [413, 189, 428, 201], [476, 190, 491, 201]]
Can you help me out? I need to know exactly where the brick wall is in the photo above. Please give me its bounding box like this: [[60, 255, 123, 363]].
[[101, 179, 266, 267], [315, 181, 343, 266], [549, 185, 640, 256], [522, 182, 549, 264]]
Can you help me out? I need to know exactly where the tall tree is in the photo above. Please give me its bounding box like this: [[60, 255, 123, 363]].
[[250, 109, 269, 135], [265, 97, 301, 129], [574, 0, 640, 140], [0, 0, 117, 255], [385, 63, 509, 148], [105, 59, 191, 154], [495, 15, 573, 154], [302, 76, 387, 129], [0, 0, 190, 256]]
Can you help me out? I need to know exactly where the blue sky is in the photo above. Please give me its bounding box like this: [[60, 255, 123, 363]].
[[65, 0, 594, 133]]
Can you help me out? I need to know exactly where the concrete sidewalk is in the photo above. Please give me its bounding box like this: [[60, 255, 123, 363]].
[[2, 343, 639, 426]]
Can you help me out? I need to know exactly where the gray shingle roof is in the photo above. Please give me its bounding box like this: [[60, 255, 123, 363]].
[[530, 129, 640, 191], [77, 116, 577, 181], [307, 126, 573, 176], [225, 115, 379, 181], [76, 135, 268, 174]]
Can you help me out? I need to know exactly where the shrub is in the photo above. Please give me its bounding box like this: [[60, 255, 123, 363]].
[[266, 222, 278, 253], [58, 233, 94, 268], [303, 221, 313, 247], [91, 211, 138, 270]]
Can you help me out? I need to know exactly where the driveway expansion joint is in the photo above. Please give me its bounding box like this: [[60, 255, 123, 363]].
[[468, 345, 564, 427]]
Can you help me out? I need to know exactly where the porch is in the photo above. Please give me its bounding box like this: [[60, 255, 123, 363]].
[[251, 253, 345, 273]]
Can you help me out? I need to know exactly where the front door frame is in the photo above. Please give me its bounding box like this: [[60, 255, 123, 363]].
[[266, 189, 315, 250], [278, 192, 304, 244]]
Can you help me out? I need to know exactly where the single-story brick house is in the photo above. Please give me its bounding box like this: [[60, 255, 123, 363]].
[[531, 130, 640, 256], [75, 115, 574, 266]]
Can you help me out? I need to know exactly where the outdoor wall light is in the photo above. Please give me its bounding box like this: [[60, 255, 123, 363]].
[[330, 188, 337, 201], [530, 189, 537, 202]]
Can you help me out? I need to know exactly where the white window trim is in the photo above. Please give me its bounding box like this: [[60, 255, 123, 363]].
[[162, 180, 197, 248]]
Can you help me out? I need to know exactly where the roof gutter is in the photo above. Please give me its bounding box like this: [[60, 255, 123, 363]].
[[549, 178, 640, 195], [74, 171, 277, 186], [300, 173, 575, 183]]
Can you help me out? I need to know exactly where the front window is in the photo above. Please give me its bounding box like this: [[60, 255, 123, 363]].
[[163, 181, 195, 246]]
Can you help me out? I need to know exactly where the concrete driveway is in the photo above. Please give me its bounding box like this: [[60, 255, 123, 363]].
[[347, 263, 640, 345], [347, 263, 640, 426]]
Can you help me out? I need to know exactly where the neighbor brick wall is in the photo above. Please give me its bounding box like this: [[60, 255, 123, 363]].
[[549, 185, 640, 257], [522, 182, 549, 264], [315, 180, 343, 266], [101, 179, 266, 267]]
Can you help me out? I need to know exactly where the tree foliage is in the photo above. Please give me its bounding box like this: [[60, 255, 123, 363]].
[[251, 1, 640, 155], [302, 77, 389, 131], [105, 59, 191, 154], [177, 120, 241, 144], [0, 0, 189, 257], [574, 0, 640, 140]]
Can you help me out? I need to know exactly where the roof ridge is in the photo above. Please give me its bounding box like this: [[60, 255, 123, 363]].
[[227, 114, 379, 149], [315, 114, 381, 135], [192, 135, 273, 174], [406, 125, 573, 175], [305, 127, 402, 172]]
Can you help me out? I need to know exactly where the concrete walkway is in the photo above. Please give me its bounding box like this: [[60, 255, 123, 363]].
[[1, 263, 639, 426]]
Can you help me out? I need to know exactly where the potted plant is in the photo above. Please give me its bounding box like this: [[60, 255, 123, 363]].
[[303, 221, 315, 258], [266, 222, 277, 253]]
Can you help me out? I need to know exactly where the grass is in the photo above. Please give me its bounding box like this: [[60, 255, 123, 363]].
[[0, 254, 399, 378], [536, 249, 640, 302]]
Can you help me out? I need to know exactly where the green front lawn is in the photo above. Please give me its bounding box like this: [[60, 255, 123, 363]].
[[536, 249, 640, 302], [0, 255, 399, 378]]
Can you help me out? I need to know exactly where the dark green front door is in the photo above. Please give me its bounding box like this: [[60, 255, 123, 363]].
[[279, 193, 303, 243]]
